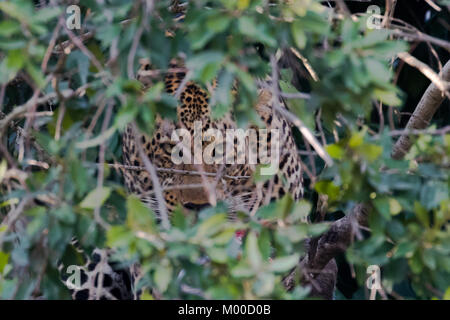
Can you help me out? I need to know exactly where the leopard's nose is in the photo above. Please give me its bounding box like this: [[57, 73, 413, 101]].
[[183, 202, 210, 211]]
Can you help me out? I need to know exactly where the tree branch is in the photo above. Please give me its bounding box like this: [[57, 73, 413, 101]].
[[392, 59, 450, 159], [305, 59, 450, 296], [307, 203, 371, 272]]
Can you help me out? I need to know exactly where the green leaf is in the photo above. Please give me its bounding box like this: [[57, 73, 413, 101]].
[[25, 62, 45, 88], [231, 263, 255, 278], [206, 14, 231, 33], [326, 144, 344, 160], [71, 51, 90, 85], [275, 194, 295, 220], [196, 213, 227, 239], [292, 22, 307, 49], [414, 201, 429, 227], [364, 58, 391, 82], [187, 51, 225, 83], [409, 250, 423, 274], [79, 187, 111, 209], [237, 16, 276, 47], [206, 247, 228, 263], [444, 287, 450, 300], [0, 20, 20, 37], [269, 254, 299, 273], [75, 126, 116, 149], [258, 229, 271, 261], [0, 1, 31, 25], [69, 160, 90, 196], [373, 88, 402, 106], [52, 204, 76, 224], [253, 273, 275, 296], [287, 200, 311, 224], [0, 159, 7, 183], [349, 131, 364, 148], [246, 231, 263, 270], [0, 251, 9, 274], [359, 144, 382, 161], [394, 241, 417, 258], [388, 198, 402, 216], [256, 202, 277, 220], [314, 181, 340, 202], [107, 226, 134, 248], [300, 11, 330, 34], [305, 223, 330, 237], [126, 195, 156, 233], [420, 181, 448, 210], [154, 263, 172, 293], [6, 50, 25, 70], [33, 7, 62, 23], [188, 23, 216, 50], [212, 228, 238, 245], [171, 207, 187, 230], [422, 249, 436, 270], [237, 0, 250, 10], [284, 225, 308, 242], [211, 69, 234, 119], [373, 198, 391, 220]]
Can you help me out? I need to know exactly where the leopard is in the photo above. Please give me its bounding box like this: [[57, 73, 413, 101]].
[[61, 8, 339, 300], [60, 57, 310, 300], [121, 58, 304, 218]]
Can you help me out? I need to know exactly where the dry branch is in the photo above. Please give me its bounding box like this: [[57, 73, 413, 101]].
[[392, 59, 450, 159], [307, 203, 371, 272], [397, 52, 450, 98], [0, 89, 73, 135]]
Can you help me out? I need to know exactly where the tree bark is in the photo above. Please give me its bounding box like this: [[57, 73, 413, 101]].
[[305, 59, 450, 298], [391, 59, 450, 159]]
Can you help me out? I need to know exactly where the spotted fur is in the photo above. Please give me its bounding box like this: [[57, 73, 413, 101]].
[[66, 58, 304, 300], [122, 59, 303, 216]]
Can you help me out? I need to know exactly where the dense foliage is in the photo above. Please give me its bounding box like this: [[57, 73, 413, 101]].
[[0, 0, 449, 300]]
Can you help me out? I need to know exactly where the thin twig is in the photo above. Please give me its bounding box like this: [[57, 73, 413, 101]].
[[0, 90, 73, 135], [424, 0, 441, 11], [0, 195, 33, 248], [397, 52, 450, 99], [94, 101, 114, 230], [382, 125, 450, 137], [269, 55, 333, 167], [127, 0, 154, 79], [41, 18, 62, 73], [62, 22, 104, 73], [99, 163, 250, 180], [132, 122, 171, 230]]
